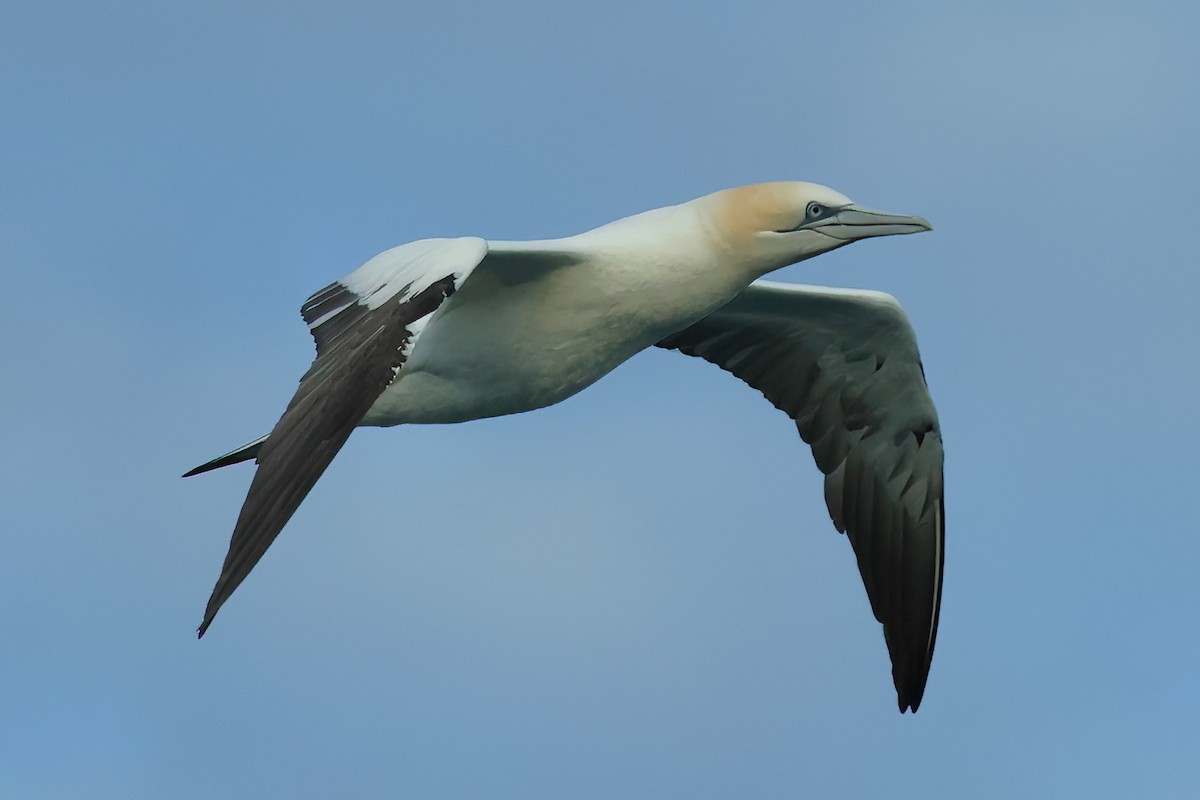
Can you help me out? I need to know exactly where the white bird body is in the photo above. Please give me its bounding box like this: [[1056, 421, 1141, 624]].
[[369, 206, 736, 424], [367, 183, 855, 425], [187, 181, 945, 713]]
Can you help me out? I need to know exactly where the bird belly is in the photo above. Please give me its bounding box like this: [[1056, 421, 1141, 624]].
[[363, 329, 625, 425], [359, 263, 689, 426]]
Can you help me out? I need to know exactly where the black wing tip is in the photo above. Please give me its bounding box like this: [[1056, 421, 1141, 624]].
[[197, 588, 225, 638], [897, 690, 921, 714], [895, 664, 931, 713]]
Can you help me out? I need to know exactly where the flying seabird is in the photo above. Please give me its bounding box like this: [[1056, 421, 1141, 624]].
[[186, 182, 944, 712]]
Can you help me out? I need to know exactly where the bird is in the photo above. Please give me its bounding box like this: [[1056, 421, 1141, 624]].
[[186, 181, 944, 712]]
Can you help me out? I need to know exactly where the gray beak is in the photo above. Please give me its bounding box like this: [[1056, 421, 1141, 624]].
[[809, 205, 932, 241]]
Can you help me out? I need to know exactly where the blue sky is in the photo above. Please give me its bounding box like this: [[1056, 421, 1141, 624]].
[[3, 2, 1198, 797]]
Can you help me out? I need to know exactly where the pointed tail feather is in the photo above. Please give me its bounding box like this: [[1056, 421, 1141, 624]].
[[183, 435, 270, 477]]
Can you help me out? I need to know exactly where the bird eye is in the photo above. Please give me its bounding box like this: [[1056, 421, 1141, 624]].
[[806, 202, 824, 219]]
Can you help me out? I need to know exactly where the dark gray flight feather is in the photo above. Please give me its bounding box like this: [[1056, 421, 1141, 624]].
[[197, 275, 459, 636], [657, 281, 944, 712]]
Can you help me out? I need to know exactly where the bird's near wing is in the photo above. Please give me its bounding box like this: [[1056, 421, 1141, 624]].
[[656, 280, 944, 712], [199, 238, 489, 636]]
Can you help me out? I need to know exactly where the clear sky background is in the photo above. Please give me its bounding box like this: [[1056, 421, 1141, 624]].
[[3, 2, 1198, 797]]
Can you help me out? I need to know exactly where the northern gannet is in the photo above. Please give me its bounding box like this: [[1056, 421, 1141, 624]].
[[186, 182, 944, 712]]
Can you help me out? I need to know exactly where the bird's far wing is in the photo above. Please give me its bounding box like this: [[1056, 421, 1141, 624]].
[[199, 237, 489, 636], [656, 280, 944, 712]]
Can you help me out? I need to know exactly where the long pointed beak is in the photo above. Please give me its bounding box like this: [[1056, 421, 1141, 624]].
[[810, 205, 932, 241]]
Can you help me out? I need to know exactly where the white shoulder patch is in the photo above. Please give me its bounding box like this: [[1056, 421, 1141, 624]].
[[304, 237, 488, 330], [342, 237, 488, 310]]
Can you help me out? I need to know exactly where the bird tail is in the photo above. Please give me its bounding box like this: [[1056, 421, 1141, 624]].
[[183, 434, 270, 477]]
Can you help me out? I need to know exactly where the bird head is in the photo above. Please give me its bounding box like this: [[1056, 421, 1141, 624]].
[[704, 181, 932, 275]]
